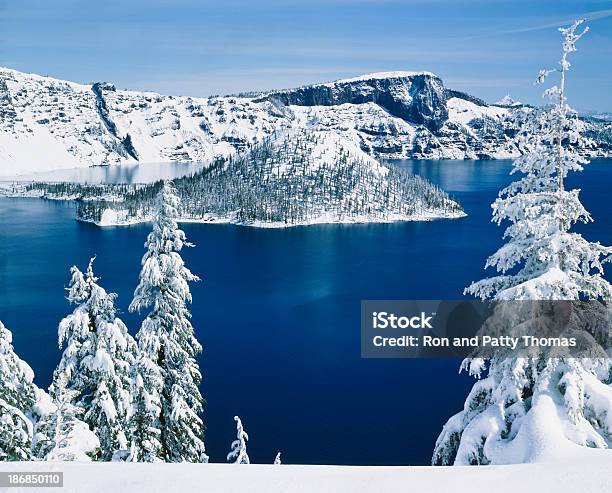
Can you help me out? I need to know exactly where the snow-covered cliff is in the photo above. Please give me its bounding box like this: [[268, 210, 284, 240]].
[[1, 67, 610, 175]]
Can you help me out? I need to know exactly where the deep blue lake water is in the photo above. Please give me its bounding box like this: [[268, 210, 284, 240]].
[[0, 158, 610, 465]]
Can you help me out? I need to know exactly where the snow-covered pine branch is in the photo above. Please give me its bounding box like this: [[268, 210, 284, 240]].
[[129, 181, 207, 463], [227, 416, 250, 464], [126, 357, 163, 462], [49, 258, 138, 461], [433, 19, 612, 466], [32, 382, 99, 461], [0, 321, 37, 461]]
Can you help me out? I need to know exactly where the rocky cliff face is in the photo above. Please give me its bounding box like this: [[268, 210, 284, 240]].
[[0, 78, 18, 129], [0, 67, 610, 175], [262, 72, 449, 132]]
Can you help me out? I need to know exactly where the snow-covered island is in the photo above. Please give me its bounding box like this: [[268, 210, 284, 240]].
[[1, 66, 611, 177], [5, 130, 465, 227]]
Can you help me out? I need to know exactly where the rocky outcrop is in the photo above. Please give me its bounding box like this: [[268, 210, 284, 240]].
[[0, 77, 18, 129], [262, 72, 449, 132], [91, 82, 139, 160]]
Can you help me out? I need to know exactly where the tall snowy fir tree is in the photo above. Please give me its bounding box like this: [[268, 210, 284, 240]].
[[227, 416, 250, 464], [129, 181, 207, 463], [50, 258, 138, 461], [433, 20, 612, 465], [0, 321, 36, 461]]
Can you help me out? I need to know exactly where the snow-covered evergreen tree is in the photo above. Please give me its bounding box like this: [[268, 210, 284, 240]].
[[0, 321, 36, 461], [52, 258, 137, 460], [433, 19, 612, 466], [32, 382, 100, 461], [227, 416, 250, 464], [129, 181, 207, 463], [274, 452, 282, 465]]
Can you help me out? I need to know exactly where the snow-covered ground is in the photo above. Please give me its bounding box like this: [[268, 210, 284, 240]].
[[323, 70, 436, 84], [1, 454, 611, 493]]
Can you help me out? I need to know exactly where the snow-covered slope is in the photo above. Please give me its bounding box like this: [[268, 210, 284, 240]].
[[0, 69, 135, 174], [2, 453, 611, 493], [1, 67, 611, 176]]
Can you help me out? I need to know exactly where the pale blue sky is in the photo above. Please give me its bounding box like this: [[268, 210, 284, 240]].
[[1, 0, 611, 110]]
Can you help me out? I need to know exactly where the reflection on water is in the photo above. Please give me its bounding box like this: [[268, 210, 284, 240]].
[[5, 158, 509, 188], [3, 161, 208, 184]]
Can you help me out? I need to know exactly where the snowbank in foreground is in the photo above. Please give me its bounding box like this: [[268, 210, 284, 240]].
[[2, 454, 611, 493]]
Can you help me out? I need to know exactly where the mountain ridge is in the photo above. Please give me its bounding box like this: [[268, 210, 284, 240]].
[[1, 67, 610, 176]]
